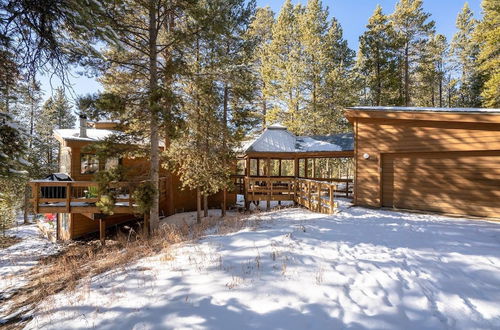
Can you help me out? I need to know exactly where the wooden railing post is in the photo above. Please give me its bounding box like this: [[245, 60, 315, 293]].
[[329, 184, 334, 214], [307, 181, 312, 210], [65, 182, 71, 213], [34, 182, 39, 214], [318, 183, 322, 213]]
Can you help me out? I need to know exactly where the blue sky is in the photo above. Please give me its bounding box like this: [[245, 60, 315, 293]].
[[39, 0, 483, 103]]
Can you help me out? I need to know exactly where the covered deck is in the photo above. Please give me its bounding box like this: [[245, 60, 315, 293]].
[[238, 125, 354, 213]]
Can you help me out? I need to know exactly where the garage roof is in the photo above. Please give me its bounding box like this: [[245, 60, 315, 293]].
[[347, 106, 500, 114]]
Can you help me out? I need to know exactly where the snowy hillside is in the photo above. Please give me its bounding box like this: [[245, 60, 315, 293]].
[[25, 202, 500, 329]]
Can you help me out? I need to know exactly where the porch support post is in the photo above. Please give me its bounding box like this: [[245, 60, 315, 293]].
[[99, 218, 106, 246], [266, 158, 271, 211]]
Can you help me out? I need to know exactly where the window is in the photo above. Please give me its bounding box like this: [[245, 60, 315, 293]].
[[250, 159, 258, 176], [299, 159, 306, 177], [307, 159, 314, 178], [270, 159, 280, 176], [81, 154, 100, 174], [281, 159, 294, 176], [259, 159, 268, 176], [236, 159, 246, 175]]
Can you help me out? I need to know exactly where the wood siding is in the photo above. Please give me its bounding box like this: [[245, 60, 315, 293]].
[[68, 213, 138, 239], [353, 115, 500, 218], [382, 151, 500, 217]]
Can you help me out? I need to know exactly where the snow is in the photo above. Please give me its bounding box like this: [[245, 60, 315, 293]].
[[244, 126, 350, 153], [54, 128, 119, 142], [0, 222, 61, 316], [297, 136, 342, 152], [246, 126, 297, 152], [349, 106, 500, 113], [24, 202, 500, 329]]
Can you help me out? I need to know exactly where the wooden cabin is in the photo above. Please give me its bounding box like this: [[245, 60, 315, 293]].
[[238, 124, 354, 212], [345, 106, 500, 218], [30, 119, 235, 241]]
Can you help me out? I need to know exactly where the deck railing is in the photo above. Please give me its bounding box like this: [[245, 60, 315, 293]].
[[30, 178, 168, 214], [245, 177, 341, 214]]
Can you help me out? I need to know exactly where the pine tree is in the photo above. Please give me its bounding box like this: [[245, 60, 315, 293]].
[[0, 112, 29, 233], [357, 5, 399, 106], [166, 32, 236, 222], [391, 0, 435, 106], [246, 6, 275, 130], [261, 0, 353, 135], [450, 3, 482, 107], [261, 0, 304, 132], [35, 88, 75, 173], [322, 17, 356, 134], [414, 33, 448, 107], [474, 0, 500, 108]]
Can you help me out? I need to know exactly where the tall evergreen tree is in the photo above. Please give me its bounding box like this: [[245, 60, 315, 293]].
[[390, 0, 435, 106], [474, 0, 500, 108], [450, 3, 482, 107], [322, 17, 356, 134], [35, 88, 75, 173], [246, 6, 275, 130], [261, 0, 304, 132], [357, 5, 398, 106], [261, 0, 353, 135], [414, 33, 448, 107]]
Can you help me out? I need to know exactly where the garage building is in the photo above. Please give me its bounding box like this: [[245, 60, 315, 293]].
[[345, 107, 500, 218]]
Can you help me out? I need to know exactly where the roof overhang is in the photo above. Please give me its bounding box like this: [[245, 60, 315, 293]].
[[344, 107, 500, 124]]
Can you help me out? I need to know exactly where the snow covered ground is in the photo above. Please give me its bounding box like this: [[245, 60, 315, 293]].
[[0, 221, 61, 316], [25, 201, 500, 329]]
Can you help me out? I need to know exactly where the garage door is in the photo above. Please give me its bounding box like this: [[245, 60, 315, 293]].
[[382, 151, 500, 218]]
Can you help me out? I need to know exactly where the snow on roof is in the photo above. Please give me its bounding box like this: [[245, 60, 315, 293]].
[[296, 133, 354, 152], [54, 129, 165, 147], [246, 126, 297, 152], [244, 126, 353, 153], [54, 128, 118, 142], [348, 106, 500, 113]]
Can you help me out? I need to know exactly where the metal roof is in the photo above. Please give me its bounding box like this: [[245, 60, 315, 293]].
[[243, 126, 354, 153]]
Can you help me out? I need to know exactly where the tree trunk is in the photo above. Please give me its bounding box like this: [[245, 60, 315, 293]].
[[23, 185, 30, 224], [222, 83, 228, 218], [196, 188, 201, 224], [262, 82, 267, 129], [203, 194, 208, 217], [148, 0, 160, 231]]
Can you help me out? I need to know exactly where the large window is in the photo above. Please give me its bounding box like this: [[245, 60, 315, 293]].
[[281, 159, 295, 176], [250, 159, 258, 176], [80, 154, 100, 174], [299, 159, 306, 177], [236, 159, 246, 175], [270, 159, 280, 176]]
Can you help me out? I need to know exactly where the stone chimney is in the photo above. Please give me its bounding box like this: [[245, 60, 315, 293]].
[[79, 114, 87, 138]]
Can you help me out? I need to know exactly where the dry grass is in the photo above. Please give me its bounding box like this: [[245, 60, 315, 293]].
[[0, 236, 22, 249], [1, 212, 250, 329]]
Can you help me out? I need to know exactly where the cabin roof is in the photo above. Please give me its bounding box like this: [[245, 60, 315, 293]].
[[54, 128, 119, 142], [54, 128, 165, 147], [347, 106, 500, 114], [243, 126, 354, 153]]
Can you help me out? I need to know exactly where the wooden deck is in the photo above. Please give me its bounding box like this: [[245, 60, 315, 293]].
[[29, 178, 168, 214], [244, 177, 353, 214]]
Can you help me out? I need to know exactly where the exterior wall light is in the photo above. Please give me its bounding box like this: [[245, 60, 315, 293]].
[[363, 153, 370, 159]]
